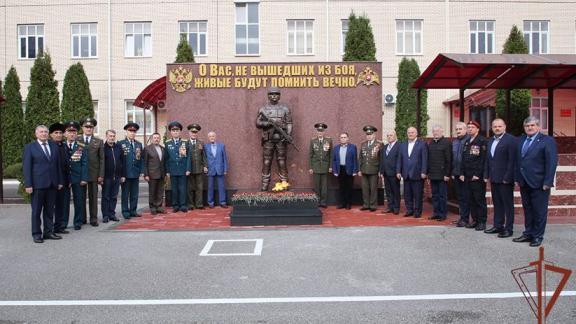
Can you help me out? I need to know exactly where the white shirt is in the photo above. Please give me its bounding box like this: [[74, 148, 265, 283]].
[[386, 141, 396, 155], [339, 145, 348, 166], [408, 140, 416, 157], [84, 136, 91, 144], [37, 139, 51, 157], [155, 145, 162, 161]]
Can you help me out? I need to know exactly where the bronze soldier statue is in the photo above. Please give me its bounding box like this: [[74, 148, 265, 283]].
[[256, 87, 293, 191]]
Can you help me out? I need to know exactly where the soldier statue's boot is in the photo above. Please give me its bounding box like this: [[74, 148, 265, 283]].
[[261, 173, 271, 191]]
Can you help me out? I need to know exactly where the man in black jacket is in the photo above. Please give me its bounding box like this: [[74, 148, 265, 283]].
[[452, 122, 470, 227], [379, 130, 400, 214], [459, 120, 488, 231], [101, 130, 124, 223], [49, 123, 71, 234], [427, 125, 452, 221]]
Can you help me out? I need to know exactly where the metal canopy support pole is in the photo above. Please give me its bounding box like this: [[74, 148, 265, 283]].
[[506, 89, 512, 125], [459, 88, 465, 122], [143, 107, 147, 145], [416, 88, 422, 133], [548, 88, 554, 136]]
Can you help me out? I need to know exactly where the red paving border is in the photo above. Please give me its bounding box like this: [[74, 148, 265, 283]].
[[111, 203, 576, 231]]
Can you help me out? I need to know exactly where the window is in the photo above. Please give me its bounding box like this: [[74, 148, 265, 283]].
[[124, 22, 152, 57], [287, 20, 314, 55], [18, 24, 44, 59], [530, 97, 549, 132], [179, 21, 207, 56], [71, 23, 97, 58], [125, 100, 153, 135], [235, 2, 259, 55], [469, 106, 496, 137], [341, 20, 349, 55], [396, 20, 422, 55], [523, 21, 549, 54], [93, 101, 99, 135], [470, 21, 494, 54]]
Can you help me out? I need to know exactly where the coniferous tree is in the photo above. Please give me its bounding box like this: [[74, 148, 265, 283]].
[[343, 12, 376, 61], [395, 58, 429, 141], [61, 62, 94, 123], [1, 66, 25, 168], [175, 34, 195, 63]]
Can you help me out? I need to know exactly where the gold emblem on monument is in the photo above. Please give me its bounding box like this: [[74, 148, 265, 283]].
[[169, 66, 193, 93], [356, 67, 380, 86]]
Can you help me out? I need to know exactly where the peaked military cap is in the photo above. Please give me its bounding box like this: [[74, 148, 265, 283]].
[[363, 125, 378, 134], [82, 117, 97, 127], [124, 122, 140, 131], [168, 121, 183, 131], [314, 123, 328, 131], [187, 123, 202, 132], [64, 121, 80, 132], [267, 87, 281, 94]]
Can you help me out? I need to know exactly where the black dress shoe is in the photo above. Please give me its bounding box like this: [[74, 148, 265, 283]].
[[498, 231, 513, 238], [436, 217, 446, 222], [456, 220, 467, 227], [220, 205, 229, 209], [33, 238, 44, 243], [413, 214, 421, 219], [484, 227, 503, 234], [319, 204, 327, 209], [530, 238, 543, 247], [345, 206, 351, 210], [369, 208, 377, 212], [151, 210, 158, 215], [513, 235, 532, 243], [82, 220, 87, 225], [74, 225, 81, 230], [55, 230, 70, 234], [132, 214, 142, 217], [337, 205, 346, 209], [360, 207, 370, 211], [172, 208, 180, 213], [428, 215, 440, 220], [180, 208, 188, 212], [196, 207, 204, 210], [404, 212, 414, 217], [393, 210, 400, 215], [383, 209, 394, 213], [43, 233, 62, 240], [157, 208, 167, 213], [475, 223, 486, 231], [103, 219, 109, 223], [90, 222, 99, 227], [465, 222, 478, 229], [110, 217, 120, 222]]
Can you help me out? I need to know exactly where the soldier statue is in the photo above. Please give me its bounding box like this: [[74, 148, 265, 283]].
[[256, 87, 293, 191]]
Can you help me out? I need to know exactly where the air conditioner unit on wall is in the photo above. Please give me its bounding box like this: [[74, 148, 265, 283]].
[[384, 93, 396, 105]]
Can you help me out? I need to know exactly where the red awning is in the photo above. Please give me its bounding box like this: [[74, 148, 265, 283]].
[[443, 89, 496, 106], [413, 54, 576, 90], [134, 76, 166, 109]]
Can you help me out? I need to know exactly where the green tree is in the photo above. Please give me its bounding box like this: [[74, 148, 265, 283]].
[[1, 66, 25, 169], [343, 12, 376, 61], [61, 62, 94, 123], [495, 25, 531, 135], [395, 58, 429, 141], [25, 52, 60, 142], [175, 34, 195, 63]]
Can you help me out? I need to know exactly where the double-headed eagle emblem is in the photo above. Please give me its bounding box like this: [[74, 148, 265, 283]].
[[169, 66, 193, 93], [356, 67, 380, 86]]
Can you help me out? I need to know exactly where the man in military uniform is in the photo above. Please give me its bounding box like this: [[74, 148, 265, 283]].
[[459, 120, 488, 231], [256, 87, 293, 191], [79, 117, 104, 226], [118, 122, 144, 219], [308, 123, 332, 208], [187, 124, 207, 210], [64, 121, 89, 230], [165, 121, 191, 212], [49, 122, 71, 234], [358, 125, 382, 212]]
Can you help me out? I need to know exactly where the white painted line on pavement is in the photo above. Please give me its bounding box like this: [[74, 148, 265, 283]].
[[199, 239, 263, 256], [0, 291, 574, 306]]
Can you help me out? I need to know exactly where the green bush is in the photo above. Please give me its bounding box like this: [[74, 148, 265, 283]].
[[3, 163, 22, 178]]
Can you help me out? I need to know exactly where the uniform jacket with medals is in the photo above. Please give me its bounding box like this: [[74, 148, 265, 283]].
[[165, 138, 191, 176], [118, 138, 143, 179], [309, 137, 333, 173], [78, 136, 104, 181], [461, 135, 487, 179], [188, 138, 207, 174], [67, 141, 89, 184], [359, 140, 383, 174]]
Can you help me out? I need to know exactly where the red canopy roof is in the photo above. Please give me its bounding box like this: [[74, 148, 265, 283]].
[[134, 76, 166, 109], [413, 54, 576, 90]]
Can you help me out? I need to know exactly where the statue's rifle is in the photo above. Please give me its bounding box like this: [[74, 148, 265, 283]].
[[258, 112, 299, 152]]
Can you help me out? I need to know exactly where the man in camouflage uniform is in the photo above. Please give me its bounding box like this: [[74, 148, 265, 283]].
[[308, 123, 332, 208], [256, 87, 293, 191]]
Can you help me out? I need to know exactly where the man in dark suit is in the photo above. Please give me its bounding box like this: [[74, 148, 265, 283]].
[[309, 123, 332, 208], [49, 122, 71, 234], [379, 130, 400, 214], [187, 124, 207, 210], [23, 125, 64, 243], [427, 125, 452, 221], [101, 129, 124, 223], [165, 121, 191, 213], [204, 131, 228, 208], [460, 120, 488, 231], [118, 122, 144, 219], [485, 118, 517, 238], [513, 116, 558, 247], [332, 132, 358, 210], [396, 127, 428, 218], [78, 118, 104, 227], [144, 132, 166, 215], [452, 122, 471, 227], [358, 125, 382, 212]]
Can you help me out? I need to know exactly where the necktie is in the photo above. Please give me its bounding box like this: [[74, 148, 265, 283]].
[[69, 142, 73, 150], [130, 140, 135, 150], [85, 136, 90, 144], [42, 142, 51, 159], [521, 137, 533, 156], [386, 144, 392, 156]]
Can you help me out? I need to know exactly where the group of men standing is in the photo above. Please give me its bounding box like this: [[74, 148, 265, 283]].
[[308, 116, 557, 247], [23, 118, 229, 243]]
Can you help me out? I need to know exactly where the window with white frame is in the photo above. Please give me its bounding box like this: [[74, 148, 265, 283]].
[[530, 97, 549, 132], [287, 20, 314, 55], [341, 20, 349, 55], [396, 20, 422, 55], [235, 2, 259, 55], [18, 24, 44, 59], [179, 21, 207, 56], [125, 100, 153, 135], [470, 20, 494, 54], [92, 101, 99, 135], [71, 23, 97, 58], [523, 21, 549, 54], [124, 22, 152, 57]]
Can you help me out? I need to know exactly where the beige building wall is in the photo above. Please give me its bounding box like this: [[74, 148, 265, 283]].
[[1, 0, 575, 140]]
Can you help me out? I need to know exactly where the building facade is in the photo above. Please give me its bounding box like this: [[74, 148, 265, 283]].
[[1, 0, 575, 139]]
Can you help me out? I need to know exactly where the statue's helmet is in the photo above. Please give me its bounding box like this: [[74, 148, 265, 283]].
[[267, 87, 281, 95]]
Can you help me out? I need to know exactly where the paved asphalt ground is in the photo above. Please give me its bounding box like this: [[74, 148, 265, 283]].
[[0, 204, 575, 323]]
